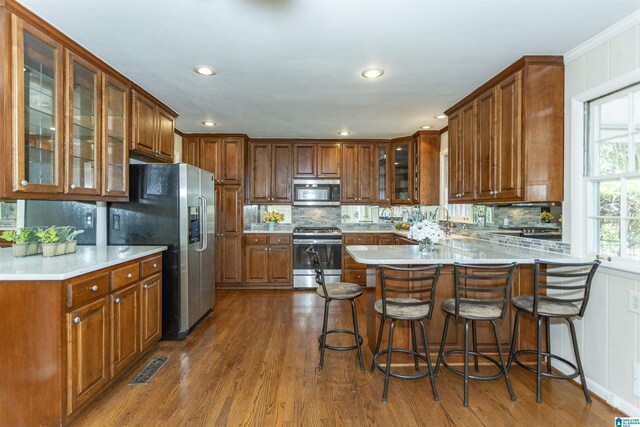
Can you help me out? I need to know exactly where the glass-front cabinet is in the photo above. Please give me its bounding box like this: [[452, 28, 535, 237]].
[[66, 53, 100, 195], [12, 17, 64, 194], [102, 76, 128, 196], [376, 143, 390, 204], [390, 139, 412, 204]]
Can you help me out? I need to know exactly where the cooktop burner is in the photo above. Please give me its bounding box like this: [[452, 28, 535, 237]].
[[293, 226, 341, 236]]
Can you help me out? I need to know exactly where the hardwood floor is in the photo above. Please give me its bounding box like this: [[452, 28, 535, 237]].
[[71, 290, 620, 426]]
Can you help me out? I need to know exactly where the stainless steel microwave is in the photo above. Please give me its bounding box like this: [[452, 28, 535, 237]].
[[293, 179, 340, 206]]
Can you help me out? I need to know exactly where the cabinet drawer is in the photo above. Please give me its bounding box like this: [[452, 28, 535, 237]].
[[376, 234, 395, 245], [343, 269, 367, 284], [245, 235, 267, 245], [343, 253, 366, 270], [67, 272, 110, 309], [141, 255, 162, 278], [344, 234, 375, 245], [111, 262, 140, 290], [268, 234, 291, 245]]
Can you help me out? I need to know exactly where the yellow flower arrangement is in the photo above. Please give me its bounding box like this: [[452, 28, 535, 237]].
[[262, 211, 284, 224], [540, 211, 554, 223]]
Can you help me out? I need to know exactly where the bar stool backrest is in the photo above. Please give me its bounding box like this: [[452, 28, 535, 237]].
[[533, 259, 601, 317], [378, 264, 443, 320], [307, 247, 329, 297], [453, 262, 517, 320]]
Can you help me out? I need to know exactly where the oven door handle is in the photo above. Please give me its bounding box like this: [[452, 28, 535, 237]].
[[293, 239, 342, 245]]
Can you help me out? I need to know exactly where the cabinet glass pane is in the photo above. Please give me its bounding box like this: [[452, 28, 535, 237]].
[[377, 146, 387, 200], [106, 82, 126, 193], [394, 144, 409, 200], [71, 62, 97, 189], [23, 31, 56, 185]]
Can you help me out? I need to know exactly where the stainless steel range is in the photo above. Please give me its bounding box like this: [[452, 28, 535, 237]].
[[498, 226, 562, 241], [293, 226, 342, 288]]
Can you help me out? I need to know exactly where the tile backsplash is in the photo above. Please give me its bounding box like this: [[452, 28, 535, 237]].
[[292, 206, 341, 226], [25, 200, 96, 245]]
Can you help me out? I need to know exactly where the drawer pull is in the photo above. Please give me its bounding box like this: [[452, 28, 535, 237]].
[[90, 285, 98, 292], [73, 316, 81, 324], [115, 298, 121, 304], [127, 273, 133, 279]]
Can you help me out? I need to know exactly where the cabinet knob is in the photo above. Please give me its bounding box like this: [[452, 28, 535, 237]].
[[90, 285, 98, 292], [106, 189, 112, 193], [127, 273, 133, 279], [153, 263, 158, 268], [264, 248, 268, 251], [221, 179, 224, 183], [70, 184, 76, 190], [73, 316, 81, 324], [21, 180, 28, 186], [115, 298, 121, 304], [143, 284, 150, 289]]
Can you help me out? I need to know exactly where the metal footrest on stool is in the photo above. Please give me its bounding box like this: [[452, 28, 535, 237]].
[[318, 329, 363, 352], [372, 348, 434, 380], [511, 350, 580, 380], [441, 350, 507, 381]]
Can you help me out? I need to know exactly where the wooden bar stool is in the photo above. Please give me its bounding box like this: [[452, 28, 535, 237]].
[[507, 259, 600, 403], [435, 262, 517, 407], [370, 264, 442, 403], [307, 247, 364, 371]]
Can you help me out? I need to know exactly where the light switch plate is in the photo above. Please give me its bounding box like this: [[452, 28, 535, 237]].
[[629, 291, 640, 315]]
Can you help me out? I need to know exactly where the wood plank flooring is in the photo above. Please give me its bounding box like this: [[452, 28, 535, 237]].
[[71, 290, 621, 426]]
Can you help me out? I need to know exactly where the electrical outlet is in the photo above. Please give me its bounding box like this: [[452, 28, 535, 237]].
[[629, 291, 640, 314], [634, 363, 640, 398], [112, 214, 120, 231], [85, 213, 93, 229]]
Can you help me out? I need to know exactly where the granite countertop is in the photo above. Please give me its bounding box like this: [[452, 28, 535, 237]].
[[0, 245, 167, 281], [346, 236, 578, 265]]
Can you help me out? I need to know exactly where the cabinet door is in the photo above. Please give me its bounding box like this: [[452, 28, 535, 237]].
[[67, 297, 110, 415], [269, 246, 292, 284], [376, 234, 395, 245], [245, 245, 269, 282], [102, 76, 129, 197], [199, 137, 220, 177], [496, 72, 523, 200], [271, 143, 292, 203], [220, 186, 242, 233], [12, 17, 65, 194], [221, 138, 243, 185], [317, 144, 341, 178], [341, 143, 359, 203], [293, 144, 316, 177], [447, 112, 461, 201], [156, 108, 175, 162], [375, 143, 390, 204], [131, 91, 156, 156], [181, 136, 200, 167], [66, 52, 101, 196], [140, 274, 162, 351], [111, 284, 140, 377], [391, 140, 413, 204], [220, 234, 242, 283], [459, 101, 476, 201], [358, 144, 375, 203], [476, 88, 497, 200], [249, 143, 272, 203]]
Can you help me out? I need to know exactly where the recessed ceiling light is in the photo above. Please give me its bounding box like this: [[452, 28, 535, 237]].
[[194, 66, 216, 76], [435, 114, 447, 119], [421, 125, 432, 130], [202, 121, 216, 127], [338, 131, 350, 136], [361, 68, 384, 79]]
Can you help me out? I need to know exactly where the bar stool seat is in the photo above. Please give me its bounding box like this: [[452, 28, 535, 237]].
[[374, 297, 431, 318], [512, 295, 580, 316], [441, 298, 502, 319], [316, 282, 363, 300]]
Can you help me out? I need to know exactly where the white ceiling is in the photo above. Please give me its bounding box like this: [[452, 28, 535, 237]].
[[17, 0, 640, 138]]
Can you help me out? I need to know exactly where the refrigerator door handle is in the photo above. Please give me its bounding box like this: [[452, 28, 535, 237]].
[[197, 196, 207, 252]]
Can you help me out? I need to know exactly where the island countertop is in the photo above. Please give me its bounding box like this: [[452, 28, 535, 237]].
[[346, 236, 578, 265], [0, 245, 167, 281]]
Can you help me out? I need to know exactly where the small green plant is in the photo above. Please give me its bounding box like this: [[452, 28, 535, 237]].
[[1, 228, 36, 244], [36, 227, 61, 244], [66, 228, 84, 242]]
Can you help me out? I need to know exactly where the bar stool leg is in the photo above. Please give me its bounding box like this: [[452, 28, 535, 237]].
[[370, 316, 386, 373], [435, 313, 451, 375], [545, 317, 552, 374], [319, 299, 330, 370], [536, 316, 544, 403], [411, 321, 419, 372], [472, 320, 479, 372], [491, 320, 516, 401], [350, 299, 364, 371], [463, 319, 470, 407], [567, 318, 592, 403], [507, 309, 522, 371], [382, 319, 397, 403], [419, 320, 439, 401]]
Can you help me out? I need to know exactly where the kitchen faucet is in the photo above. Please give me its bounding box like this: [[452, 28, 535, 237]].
[[380, 206, 392, 222], [433, 205, 451, 235]]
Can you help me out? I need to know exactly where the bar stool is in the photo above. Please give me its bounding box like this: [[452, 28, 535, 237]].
[[370, 264, 442, 403], [307, 247, 364, 371], [507, 259, 600, 403], [435, 262, 517, 407]]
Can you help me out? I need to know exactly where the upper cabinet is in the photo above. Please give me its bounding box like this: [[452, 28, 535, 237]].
[[341, 143, 375, 204], [181, 135, 246, 185], [131, 89, 175, 163], [390, 138, 413, 204], [413, 131, 441, 206], [445, 56, 564, 204], [102, 76, 129, 197], [293, 143, 340, 178], [249, 141, 292, 204], [375, 143, 390, 205]]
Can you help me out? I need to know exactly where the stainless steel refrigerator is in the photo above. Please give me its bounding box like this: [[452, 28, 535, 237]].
[[108, 163, 215, 339]]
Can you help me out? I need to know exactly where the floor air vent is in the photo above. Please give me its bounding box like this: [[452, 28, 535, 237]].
[[129, 357, 167, 385]]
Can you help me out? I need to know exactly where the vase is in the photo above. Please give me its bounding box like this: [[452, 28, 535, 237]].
[[418, 239, 435, 252], [268, 222, 275, 231]]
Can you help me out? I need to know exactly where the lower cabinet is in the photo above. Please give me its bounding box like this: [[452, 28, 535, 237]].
[[244, 234, 292, 287], [111, 283, 140, 377], [342, 233, 395, 285], [140, 274, 162, 351]]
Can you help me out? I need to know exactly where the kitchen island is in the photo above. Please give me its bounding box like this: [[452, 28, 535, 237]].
[[346, 237, 581, 364]]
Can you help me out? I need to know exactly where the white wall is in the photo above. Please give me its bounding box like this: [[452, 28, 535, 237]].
[[557, 11, 640, 416]]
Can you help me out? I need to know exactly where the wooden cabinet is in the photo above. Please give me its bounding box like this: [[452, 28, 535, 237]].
[[412, 131, 441, 205], [110, 283, 140, 377], [131, 89, 175, 162], [341, 143, 375, 204], [293, 143, 340, 178], [445, 56, 564, 204], [249, 142, 292, 204], [216, 186, 243, 285], [244, 234, 292, 287], [183, 135, 245, 185], [218, 234, 243, 284], [342, 233, 394, 285], [140, 273, 162, 351], [375, 143, 391, 205], [102, 76, 129, 197], [390, 138, 413, 204]]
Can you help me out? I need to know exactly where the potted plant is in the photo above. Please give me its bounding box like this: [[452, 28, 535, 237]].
[[262, 211, 285, 231], [63, 227, 84, 254], [1, 228, 39, 257], [37, 226, 64, 257]]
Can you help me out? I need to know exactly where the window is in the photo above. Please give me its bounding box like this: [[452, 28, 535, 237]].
[[586, 84, 640, 260], [441, 153, 473, 223]]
